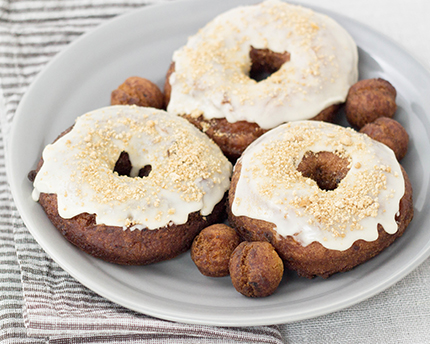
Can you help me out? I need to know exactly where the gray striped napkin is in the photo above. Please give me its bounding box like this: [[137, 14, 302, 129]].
[[4, 1, 430, 343], [0, 1, 284, 342]]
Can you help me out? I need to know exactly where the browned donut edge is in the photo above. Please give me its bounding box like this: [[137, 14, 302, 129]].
[[39, 192, 226, 265], [227, 162, 414, 279], [30, 124, 228, 265], [164, 62, 341, 162]]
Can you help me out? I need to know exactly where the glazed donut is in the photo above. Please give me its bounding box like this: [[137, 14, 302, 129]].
[[228, 121, 413, 278], [30, 105, 232, 265], [165, 0, 358, 160]]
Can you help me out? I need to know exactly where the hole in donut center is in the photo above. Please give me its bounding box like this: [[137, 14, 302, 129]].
[[113, 151, 152, 178], [249, 46, 290, 82], [296, 151, 350, 191]]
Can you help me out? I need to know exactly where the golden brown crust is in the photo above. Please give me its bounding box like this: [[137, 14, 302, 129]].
[[229, 241, 284, 297], [313, 103, 341, 123], [31, 122, 228, 265], [191, 224, 240, 277], [181, 115, 268, 162], [111, 76, 164, 109], [296, 151, 350, 191], [360, 117, 409, 161], [249, 46, 290, 82], [39, 192, 226, 265], [164, 62, 341, 161], [163, 62, 174, 107], [345, 78, 397, 129], [227, 162, 413, 279]]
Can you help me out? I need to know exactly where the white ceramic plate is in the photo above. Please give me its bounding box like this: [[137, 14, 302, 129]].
[[7, 0, 430, 326]]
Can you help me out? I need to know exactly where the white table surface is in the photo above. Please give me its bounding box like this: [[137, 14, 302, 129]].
[[300, 0, 430, 71]]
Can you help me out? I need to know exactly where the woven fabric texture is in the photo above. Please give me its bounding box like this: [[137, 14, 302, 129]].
[[1, 0, 430, 343]]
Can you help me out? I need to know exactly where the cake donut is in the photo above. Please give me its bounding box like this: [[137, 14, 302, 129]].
[[228, 121, 413, 278], [165, 0, 358, 160], [30, 105, 232, 265]]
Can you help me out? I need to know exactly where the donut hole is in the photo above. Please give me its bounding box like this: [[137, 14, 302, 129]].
[[296, 151, 350, 191], [138, 164, 152, 178], [249, 46, 290, 82], [113, 151, 152, 178]]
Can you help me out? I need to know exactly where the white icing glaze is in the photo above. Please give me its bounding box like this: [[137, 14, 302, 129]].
[[167, 0, 358, 129], [231, 121, 405, 251], [32, 105, 232, 230]]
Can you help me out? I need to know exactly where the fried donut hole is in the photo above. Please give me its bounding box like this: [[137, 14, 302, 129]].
[[229, 241, 284, 298], [191, 224, 240, 277], [345, 78, 397, 129], [111, 76, 164, 109], [360, 117, 409, 161]]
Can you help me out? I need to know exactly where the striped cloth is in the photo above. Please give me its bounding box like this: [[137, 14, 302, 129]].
[[0, 1, 285, 343], [3, 1, 430, 343]]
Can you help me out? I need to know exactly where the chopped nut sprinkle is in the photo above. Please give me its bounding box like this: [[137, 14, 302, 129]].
[[232, 120, 405, 251], [168, 0, 358, 129], [33, 106, 232, 230]]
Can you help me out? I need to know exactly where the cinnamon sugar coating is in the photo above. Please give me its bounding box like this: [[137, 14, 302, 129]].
[[345, 78, 397, 129], [360, 117, 409, 161], [111, 76, 164, 109]]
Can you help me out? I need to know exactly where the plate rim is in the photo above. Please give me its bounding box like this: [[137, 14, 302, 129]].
[[6, 0, 430, 326]]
